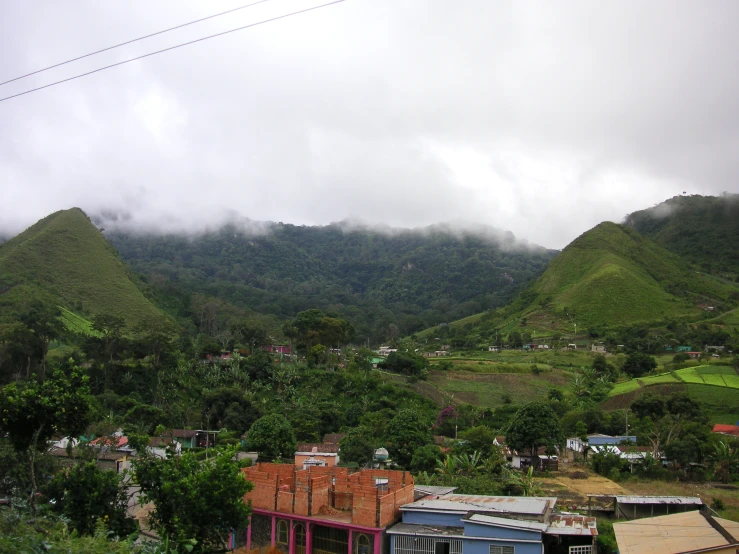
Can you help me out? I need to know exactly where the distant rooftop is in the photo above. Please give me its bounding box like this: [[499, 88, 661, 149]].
[[615, 496, 703, 505]]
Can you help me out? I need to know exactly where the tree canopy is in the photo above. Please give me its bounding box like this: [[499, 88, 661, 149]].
[[505, 402, 562, 456]]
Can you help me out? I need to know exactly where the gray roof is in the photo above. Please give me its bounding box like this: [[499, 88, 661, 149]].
[[466, 514, 547, 532], [387, 523, 465, 537], [414, 485, 458, 496], [615, 496, 702, 505], [401, 494, 556, 516]]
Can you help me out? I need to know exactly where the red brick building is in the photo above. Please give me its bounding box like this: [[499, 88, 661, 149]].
[[233, 463, 415, 554]]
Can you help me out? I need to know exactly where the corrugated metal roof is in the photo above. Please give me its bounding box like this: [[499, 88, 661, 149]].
[[615, 496, 703, 505], [466, 514, 547, 532], [546, 514, 598, 536], [401, 494, 556, 515], [387, 523, 465, 537], [414, 485, 458, 496]]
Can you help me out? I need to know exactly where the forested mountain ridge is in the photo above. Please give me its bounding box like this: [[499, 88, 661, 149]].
[[106, 220, 557, 341], [624, 194, 739, 276], [0, 208, 164, 327]]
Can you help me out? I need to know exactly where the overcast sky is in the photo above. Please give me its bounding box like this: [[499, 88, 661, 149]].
[[1, 1, 738, 248]]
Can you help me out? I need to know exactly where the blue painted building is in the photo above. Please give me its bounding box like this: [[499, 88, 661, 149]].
[[387, 494, 596, 554]]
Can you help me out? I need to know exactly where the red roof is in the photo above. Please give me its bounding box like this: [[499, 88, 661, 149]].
[[713, 424, 739, 436], [89, 435, 128, 448]]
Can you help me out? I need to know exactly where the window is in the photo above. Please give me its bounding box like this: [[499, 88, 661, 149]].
[[277, 521, 289, 545], [295, 524, 306, 554], [489, 547, 514, 554], [568, 547, 592, 554], [356, 534, 371, 554], [434, 542, 450, 554]]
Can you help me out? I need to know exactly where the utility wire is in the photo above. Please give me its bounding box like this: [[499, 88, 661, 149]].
[[0, 0, 277, 87], [0, 0, 346, 103]]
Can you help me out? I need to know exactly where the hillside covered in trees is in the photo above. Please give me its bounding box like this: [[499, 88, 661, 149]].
[[106, 221, 557, 342], [624, 194, 739, 277]]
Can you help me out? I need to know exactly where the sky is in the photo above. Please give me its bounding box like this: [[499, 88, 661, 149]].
[[1, 0, 738, 249]]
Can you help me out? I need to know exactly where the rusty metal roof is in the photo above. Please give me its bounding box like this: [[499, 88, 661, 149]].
[[615, 496, 703, 505]]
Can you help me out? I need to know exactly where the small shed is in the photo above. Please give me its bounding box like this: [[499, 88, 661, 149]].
[[614, 495, 703, 519]]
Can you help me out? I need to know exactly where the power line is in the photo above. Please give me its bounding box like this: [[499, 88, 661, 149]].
[[0, 0, 277, 87], [0, 0, 346, 104]]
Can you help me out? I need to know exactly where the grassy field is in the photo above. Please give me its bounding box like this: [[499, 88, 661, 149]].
[[58, 307, 98, 336], [0, 208, 164, 327], [604, 363, 739, 424], [609, 365, 739, 397]]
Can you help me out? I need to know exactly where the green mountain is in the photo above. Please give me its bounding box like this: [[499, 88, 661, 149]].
[[106, 221, 557, 342], [624, 194, 739, 276], [435, 221, 739, 340], [0, 208, 163, 327]]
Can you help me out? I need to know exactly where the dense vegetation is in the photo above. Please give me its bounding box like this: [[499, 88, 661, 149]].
[[106, 221, 556, 343], [625, 194, 739, 276]]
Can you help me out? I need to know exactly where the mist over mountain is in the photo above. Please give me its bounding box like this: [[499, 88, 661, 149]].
[[106, 218, 557, 341], [624, 194, 739, 275]]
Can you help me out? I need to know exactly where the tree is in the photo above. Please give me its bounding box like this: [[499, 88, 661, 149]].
[[457, 425, 499, 459], [508, 331, 523, 348], [712, 440, 739, 484], [410, 444, 442, 473], [91, 314, 126, 363], [378, 351, 429, 381], [245, 414, 297, 459], [505, 402, 563, 457], [630, 393, 665, 420], [622, 352, 657, 378], [44, 460, 137, 538], [339, 426, 376, 467], [134, 447, 252, 553], [133, 316, 178, 368], [385, 409, 432, 468], [0, 366, 92, 507], [20, 302, 65, 380], [203, 388, 261, 434]]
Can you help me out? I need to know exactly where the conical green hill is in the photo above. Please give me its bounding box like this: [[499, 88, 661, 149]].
[[0, 208, 163, 327], [515, 221, 735, 328]]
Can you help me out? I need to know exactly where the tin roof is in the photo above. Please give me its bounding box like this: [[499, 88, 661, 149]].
[[615, 496, 703, 505], [401, 494, 556, 516], [414, 485, 458, 498], [614, 511, 739, 554], [546, 514, 598, 536], [466, 513, 548, 532], [387, 523, 465, 537]]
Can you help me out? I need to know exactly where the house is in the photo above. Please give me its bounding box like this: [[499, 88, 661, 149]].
[[167, 430, 219, 449], [510, 446, 559, 471], [613, 509, 739, 554], [488, 346, 499, 352], [388, 493, 597, 554], [379, 347, 398, 356], [687, 351, 703, 359], [147, 437, 182, 458], [537, 344, 550, 350], [423, 351, 449, 358], [295, 443, 340, 468], [567, 344, 577, 350], [676, 346, 692, 352], [232, 463, 415, 552], [712, 424, 739, 437], [590, 344, 606, 353], [49, 446, 131, 473], [565, 434, 636, 461], [262, 345, 292, 355]]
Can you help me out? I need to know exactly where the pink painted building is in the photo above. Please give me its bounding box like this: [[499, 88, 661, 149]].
[[231, 463, 414, 554]]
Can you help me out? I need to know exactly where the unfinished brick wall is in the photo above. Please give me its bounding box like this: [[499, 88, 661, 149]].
[[241, 464, 414, 528]]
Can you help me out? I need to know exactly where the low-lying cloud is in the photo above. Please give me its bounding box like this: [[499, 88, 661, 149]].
[[1, 0, 738, 248]]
